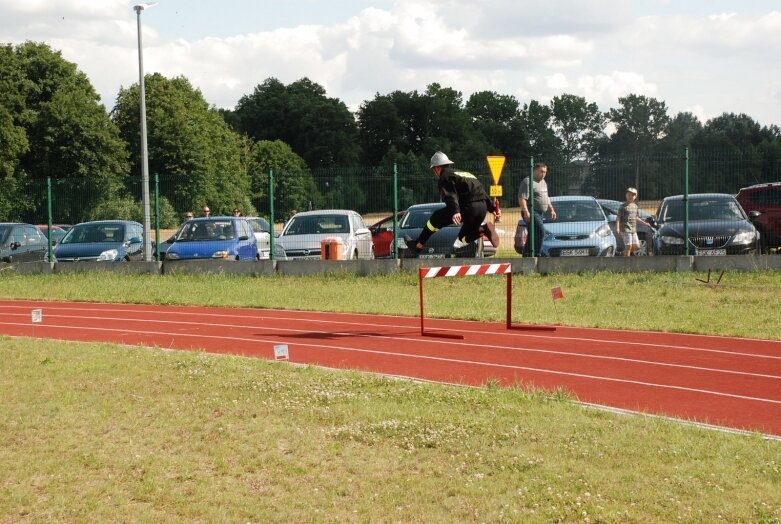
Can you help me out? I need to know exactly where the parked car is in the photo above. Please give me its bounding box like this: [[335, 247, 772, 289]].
[[245, 216, 287, 259], [651, 193, 759, 255], [36, 224, 67, 244], [164, 217, 258, 261], [0, 222, 48, 262], [369, 212, 405, 258], [736, 182, 781, 253], [277, 210, 374, 260], [396, 203, 497, 259], [597, 199, 656, 256], [52, 220, 144, 262], [513, 196, 617, 257]]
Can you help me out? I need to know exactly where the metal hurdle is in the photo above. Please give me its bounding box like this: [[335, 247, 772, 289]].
[[418, 263, 556, 339]]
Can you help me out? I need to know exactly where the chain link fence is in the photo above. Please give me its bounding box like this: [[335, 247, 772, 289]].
[[6, 150, 780, 261]]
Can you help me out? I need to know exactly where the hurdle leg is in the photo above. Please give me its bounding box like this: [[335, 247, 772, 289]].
[[419, 267, 465, 339]]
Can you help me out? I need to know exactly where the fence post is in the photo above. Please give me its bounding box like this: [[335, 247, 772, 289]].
[[529, 157, 536, 258], [684, 148, 690, 256], [154, 174, 160, 261], [269, 169, 275, 260], [393, 163, 399, 259], [46, 177, 53, 262]]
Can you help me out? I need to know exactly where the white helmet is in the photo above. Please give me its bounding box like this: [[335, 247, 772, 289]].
[[430, 151, 453, 168]]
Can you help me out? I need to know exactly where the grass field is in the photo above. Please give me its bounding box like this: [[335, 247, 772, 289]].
[[1, 271, 780, 522]]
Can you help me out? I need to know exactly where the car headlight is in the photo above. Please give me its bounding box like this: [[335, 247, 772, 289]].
[[97, 249, 119, 261], [211, 251, 230, 258], [166, 252, 180, 260], [660, 235, 684, 245], [731, 231, 756, 244], [596, 224, 612, 237], [396, 237, 408, 249]]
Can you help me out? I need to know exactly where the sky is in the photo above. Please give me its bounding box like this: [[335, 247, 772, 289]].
[[1, 0, 780, 127]]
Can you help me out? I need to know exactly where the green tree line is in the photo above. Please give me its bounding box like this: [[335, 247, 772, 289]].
[[1, 42, 780, 226]]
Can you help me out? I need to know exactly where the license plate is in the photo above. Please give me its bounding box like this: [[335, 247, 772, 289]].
[[561, 249, 589, 256], [419, 254, 445, 259], [697, 249, 726, 256]]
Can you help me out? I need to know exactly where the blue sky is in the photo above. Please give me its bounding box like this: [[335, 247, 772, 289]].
[[1, 1, 779, 128]]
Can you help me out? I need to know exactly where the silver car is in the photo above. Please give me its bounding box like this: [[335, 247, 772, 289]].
[[277, 210, 374, 260], [245, 217, 287, 260]]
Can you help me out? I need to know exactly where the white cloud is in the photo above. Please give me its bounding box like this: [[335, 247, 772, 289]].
[[0, 1, 778, 126]]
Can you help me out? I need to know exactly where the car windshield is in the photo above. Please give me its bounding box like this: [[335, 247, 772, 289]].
[[61, 224, 125, 244], [660, 199, 745, 222], [248, 218, 270, 233], [284, 215, 349, 235], [400, 207, 456, 229], [176, 220, 236, 241], [549, 200, 605, 222]]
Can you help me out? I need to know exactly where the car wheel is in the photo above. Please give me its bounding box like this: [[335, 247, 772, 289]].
[[635, 235, 649, 256], [352, 249, 358, 260]]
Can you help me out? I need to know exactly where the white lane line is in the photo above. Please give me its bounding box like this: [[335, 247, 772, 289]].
[[2, 320, 781, 406], [2, 313, 780, 382], [0, 305, 781, 360], [1, 305, 780, 361]]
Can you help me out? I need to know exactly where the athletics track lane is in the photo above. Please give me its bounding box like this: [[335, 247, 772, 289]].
[[1, 299, 779, 437]]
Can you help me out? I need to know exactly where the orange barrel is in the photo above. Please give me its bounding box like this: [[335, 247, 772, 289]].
[[320, 236, 344, 260]]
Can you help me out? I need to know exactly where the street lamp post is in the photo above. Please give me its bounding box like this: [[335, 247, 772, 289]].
[[134, 3, 157, 261]]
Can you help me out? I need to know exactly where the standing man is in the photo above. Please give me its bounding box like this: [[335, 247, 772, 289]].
[[616, 187, 652, 256], [406, 151, 500, 254], [518, 162, 556, 257]]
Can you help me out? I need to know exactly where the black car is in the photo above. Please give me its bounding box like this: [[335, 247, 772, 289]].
[[0, 223, 48, 263], [397, 203, 495, 259], [598, 199, 656, 256], [652, 193, 759, 256]]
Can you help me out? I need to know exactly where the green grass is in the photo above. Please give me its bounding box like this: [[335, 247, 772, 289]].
[[1, 271, 780, 521], [1, 338, 779, 522]]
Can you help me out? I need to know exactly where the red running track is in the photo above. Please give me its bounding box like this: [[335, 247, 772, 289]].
[[2, 299, 780, 437]]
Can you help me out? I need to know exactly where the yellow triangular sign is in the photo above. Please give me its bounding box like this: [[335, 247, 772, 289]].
[[486, 156, 506, 185]]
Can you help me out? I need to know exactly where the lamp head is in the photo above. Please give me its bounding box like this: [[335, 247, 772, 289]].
[[133, 3, 158, 13]]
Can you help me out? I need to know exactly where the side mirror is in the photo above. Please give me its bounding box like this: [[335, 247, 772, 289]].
[[748, 210, 761, 220], [239, 235, 250, 241], [129, 236, 142, 244], [10, 242, 20, 250], [356, 227, 371, 235]]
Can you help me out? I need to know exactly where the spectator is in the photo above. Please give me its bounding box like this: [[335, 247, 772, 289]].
[[201, 206, 211, 217], [616, 187, 652, 257], [232, 208, 242, 217], [518, 162, 556, 257], [184, 211, 194, 220]]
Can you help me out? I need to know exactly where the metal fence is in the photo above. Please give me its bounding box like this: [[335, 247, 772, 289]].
[[6, 149, 781, 261]]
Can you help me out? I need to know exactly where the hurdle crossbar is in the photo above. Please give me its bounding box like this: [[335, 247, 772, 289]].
[[418, 263, 555, 338]]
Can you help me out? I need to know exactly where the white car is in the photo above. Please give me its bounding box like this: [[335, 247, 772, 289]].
[[277, 210, 374, 260], [245, 217, 287, 260]]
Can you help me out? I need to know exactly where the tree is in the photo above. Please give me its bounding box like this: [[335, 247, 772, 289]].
[[0, 42, 129, 223], [605, 94, 671, 190], [248, 140, 319, 218], [550, 94, 606, 163], [233, 77, 360, 167], [112, 73, 250, 216], [464, 91, 527, 155], [519, 100, 560, 161]]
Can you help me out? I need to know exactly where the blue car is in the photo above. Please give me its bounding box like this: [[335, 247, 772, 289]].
[[164, 217, 258, 261], [514, 196, 616, 257], [52, 220, 144, 262]]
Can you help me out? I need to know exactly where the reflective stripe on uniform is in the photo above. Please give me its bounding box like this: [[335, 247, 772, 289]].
[[453, 170, 477, 180], [426, 220, 440, 232]]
